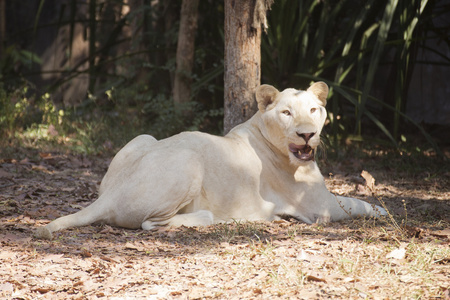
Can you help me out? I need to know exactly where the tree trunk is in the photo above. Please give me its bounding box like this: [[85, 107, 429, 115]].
[[88, 0, 97, 94], [173, 0, 199, 106], [223, 0, 273, 134], [0, 0, 5, 59]]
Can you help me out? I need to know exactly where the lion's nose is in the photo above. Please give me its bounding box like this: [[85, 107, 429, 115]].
[[297, 132, 315, 143]]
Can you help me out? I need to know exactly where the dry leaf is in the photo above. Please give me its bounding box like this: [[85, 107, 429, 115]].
[[32, 287, 52, 294], [359, 291, 368, 298], [2, 146, 448, 299], [41, 254, 65, 262], [0, 169, 13, 178], [361, 170, 375, 191], [80, 249, 92, 258], [306, 274, 327, 283], [399, 274, 414, 283], [99, 225, 114, 234], [386, 248, 406, 260], [297, 249, 310, 261], [0, 283, 14, 293], [430, 229, 450, 238], [100, 256, 118, 263], [124, 242, 138, 250], [70, 204, 84, 209], [404, 225, 424, 238], [124, 242, 145, 252], [442, 287, 449, 300], [343, 277, 359, 283], [39, 152, 52, 158], [73, 281, 84, 287]]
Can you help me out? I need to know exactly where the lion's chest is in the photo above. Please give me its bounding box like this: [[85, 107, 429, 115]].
[[258, 162, 326, 213]]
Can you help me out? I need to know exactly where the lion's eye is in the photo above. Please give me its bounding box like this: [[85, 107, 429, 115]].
[[282, 110, 291, 116], [310, 107, 317, 114]]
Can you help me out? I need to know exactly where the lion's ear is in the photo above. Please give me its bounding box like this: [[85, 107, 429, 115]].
[[255, 85, 280, 111], [307, 82, 329, 106]]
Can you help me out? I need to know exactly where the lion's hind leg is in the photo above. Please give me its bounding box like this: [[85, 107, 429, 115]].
[[141, 210, 214, 230]]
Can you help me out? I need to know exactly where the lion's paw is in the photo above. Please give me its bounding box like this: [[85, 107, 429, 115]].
[[374, 205, 388, 217], [34, 226, 53, 240]]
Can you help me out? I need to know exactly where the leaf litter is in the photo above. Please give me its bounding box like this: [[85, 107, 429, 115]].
[[0, 149, 449, 299]]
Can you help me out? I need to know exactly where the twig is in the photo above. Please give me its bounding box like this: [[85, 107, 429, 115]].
[[0, 183, 15, 189]]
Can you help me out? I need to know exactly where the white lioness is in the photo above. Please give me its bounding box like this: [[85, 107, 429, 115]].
[[35, 82, 386, 239]]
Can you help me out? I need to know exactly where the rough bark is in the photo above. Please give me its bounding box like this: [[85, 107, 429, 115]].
[[88, 0, 97, 93], [223, 0, 273, 134], [173, 0, 199, 106], [0, 0, 5, 59]]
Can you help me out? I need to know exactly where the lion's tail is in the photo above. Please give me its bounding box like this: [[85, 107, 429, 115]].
[[34, 196, 107, 240]]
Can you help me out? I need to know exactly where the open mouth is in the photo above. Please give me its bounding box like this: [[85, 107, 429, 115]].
[[289, 143, 315, 161]]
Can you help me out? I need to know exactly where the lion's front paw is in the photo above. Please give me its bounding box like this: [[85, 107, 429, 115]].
[[34, 226, 53, 240], [374, 205, 388, 217]]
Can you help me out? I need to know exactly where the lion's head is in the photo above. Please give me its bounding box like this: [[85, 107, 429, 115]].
[[255, 82, 329, 165]]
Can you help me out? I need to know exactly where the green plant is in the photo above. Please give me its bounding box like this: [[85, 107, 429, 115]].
[[0, 85, 30, 137], [0, 83, 65, 142], [2, 0, 447, 157], [262, 0, 445, 155], [0, 45, 42, 85]]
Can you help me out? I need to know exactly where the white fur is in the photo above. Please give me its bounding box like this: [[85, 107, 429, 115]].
[[35, 82, 386, 239]]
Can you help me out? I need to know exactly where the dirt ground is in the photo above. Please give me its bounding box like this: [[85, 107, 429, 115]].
[[0, 148, 449, 299]]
